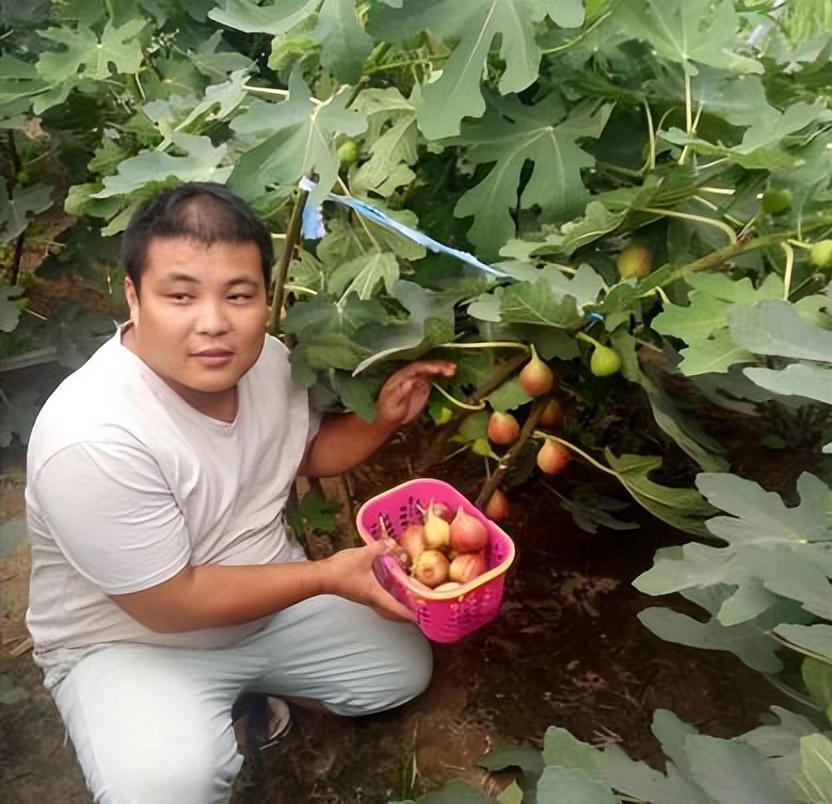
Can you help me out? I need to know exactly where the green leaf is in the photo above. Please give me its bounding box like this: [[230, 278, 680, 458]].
[[328, 251, 400, 300], [0, 181, 54, 243], [637, 603, 784, 674], [455, 98, 611, 257], [618, 0, 763, 75], [685, 734, 789, 804], [229, 70, 366, 205], [542, 726, 601, 774], [697, 472, 831, 546], [598, 742, 705, 803], [390, 779, 495, 804], [487, 377, 532, 412], [478, 742, 544, 776], [729, 300, 832, 362], [496, 780, 523, 804], [332, 371, 379, 423], [351, 281, 458, 374], [0, 285, 24, 333], [92, 133, 232, 200], [774, 624, 832, 663], [605, 451, 715, 535], [744, 364, 832, 406], [209, 0, 318, 35], [500, 279, 582, 328], [314, 0, 373, 83], [792, 734, 832, 803], [36, 19, 146, 82], [370, 0, 568, 140], [536, 766, 618, 804], [678, 331, 754, 376], [286, 489, 340, 536], [801, 658, 832, 713], [559, 492, 639, 535]]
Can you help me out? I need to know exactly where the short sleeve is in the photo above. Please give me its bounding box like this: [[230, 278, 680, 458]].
[[32, 442, 190, 595], [307, 403, 323, 447]]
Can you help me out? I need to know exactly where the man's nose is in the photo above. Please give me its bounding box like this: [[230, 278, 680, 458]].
[[195, 299, 230, 334]]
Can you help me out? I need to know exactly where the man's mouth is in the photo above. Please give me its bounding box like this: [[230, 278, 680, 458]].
[[193, 349, 234, 366]]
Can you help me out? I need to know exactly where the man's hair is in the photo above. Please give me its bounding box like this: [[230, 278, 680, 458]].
[[121, 182, 274, 292]]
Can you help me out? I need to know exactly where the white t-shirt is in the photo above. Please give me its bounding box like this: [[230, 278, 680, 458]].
[[25, 328, 319, 667]]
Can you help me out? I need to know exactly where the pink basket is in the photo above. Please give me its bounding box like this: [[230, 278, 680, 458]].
[[355, 478, 516, 644]]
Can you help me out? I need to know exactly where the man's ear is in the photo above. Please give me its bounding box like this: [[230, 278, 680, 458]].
[[124, 276, 140, 325]]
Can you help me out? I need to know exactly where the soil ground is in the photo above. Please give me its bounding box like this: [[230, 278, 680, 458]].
[[0, 419, 789, 804]]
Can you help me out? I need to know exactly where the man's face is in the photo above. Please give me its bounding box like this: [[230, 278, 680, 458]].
[[124, 237, 269, 408]]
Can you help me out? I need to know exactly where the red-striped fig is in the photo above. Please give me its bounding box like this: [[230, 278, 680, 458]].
[[519, 351, 554, 396], [449, 507, 489, 553], [449, 551, 487, 584], [536, 440, 570, 475], [538, 398, 564, 428], [487, 411, 520, 445], [484, 489, 510, 521]]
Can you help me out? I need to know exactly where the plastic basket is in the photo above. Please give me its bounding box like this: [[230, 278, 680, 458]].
[[355, 478, 516, 644]]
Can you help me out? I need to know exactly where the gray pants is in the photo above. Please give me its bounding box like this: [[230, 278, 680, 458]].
[[48, 595, 432, 803]]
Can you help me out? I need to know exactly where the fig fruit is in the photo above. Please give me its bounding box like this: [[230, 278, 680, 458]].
[[487, 411, 520, 445], [810, 239, 832, 269], [398, 524, 426, 566], [616, 245, 652, 280], [424, 506, 451, 549], [518, 351, 554, 396], [428, 501, 453, 522], [762, 188, 792, 215], [590, 345, 622, 377], [538, 398, 564, 428], [449, 507, 489, 553], [336, 139, 360, 168], [449, 551, 487, 584], [536, 440, 570, 475], [413, 549, 450, 588], [484, 489, 510, 521]]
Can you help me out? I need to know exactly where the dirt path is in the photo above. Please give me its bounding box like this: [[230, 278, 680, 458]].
[[0, 428, 786, 803]]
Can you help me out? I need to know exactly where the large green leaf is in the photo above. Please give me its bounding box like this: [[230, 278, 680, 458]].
[[619, 0, 763, 75], [499, 279, 582, 328], [92, 133, 232, 203], [369, 0, 584, 141], [210, 0, 372, 83], [792, 734, 832, 803], [744, 364, 832, 406], [328, 251, 399, 300], [774, 624, 832, 663], [605, 451, 715, 535], [0, 181, 53, 243], [454, 98, 610, 258], [229, 70, 366, 204]]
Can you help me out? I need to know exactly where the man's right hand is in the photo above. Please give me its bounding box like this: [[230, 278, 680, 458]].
[[318, 539, 417, 623]]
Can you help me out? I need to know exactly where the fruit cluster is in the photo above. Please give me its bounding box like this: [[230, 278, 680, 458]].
[[398, 502, 490, 592]]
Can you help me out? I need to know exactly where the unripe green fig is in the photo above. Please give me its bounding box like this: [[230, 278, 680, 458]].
[[616, 245, 652, 280], [336, 139, 360, 168], [518, 351, 555, 396], [761, 188, 792, 215], [487, 411, 520, 445], [590, 345, 622, 377], [810, 240, 832, 269]]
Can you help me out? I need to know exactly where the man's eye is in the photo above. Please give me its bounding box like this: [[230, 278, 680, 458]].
[[168, 293, 193, 302], [228, 294, 254, 302]]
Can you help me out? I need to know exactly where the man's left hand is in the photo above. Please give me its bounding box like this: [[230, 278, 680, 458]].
[[375, 360, 456, 431]]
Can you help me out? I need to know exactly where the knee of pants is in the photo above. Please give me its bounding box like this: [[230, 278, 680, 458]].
[[339, 627, 433, 717], [82, 727, 242, 804]]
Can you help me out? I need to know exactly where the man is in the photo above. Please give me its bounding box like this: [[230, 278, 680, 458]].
[[25, 182, 455, 803]]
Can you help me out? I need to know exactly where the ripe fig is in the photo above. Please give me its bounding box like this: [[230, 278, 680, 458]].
[[616, 245, 652, 280], [424, 506, 450, 549], [590, 345, 621, 377], [412, 549, 450, 588], [429, 501, 453, 522], [487, 411, 520, 445], [449, 551, 487, 584], [449, 507, 489, 553], [518, 351, 554, 396], [810, 239, 832, 269], [484, 489, 510, 521], [538, 398, 564, 428], [398, 524, 426, 566], [536, 440, 570, 475]]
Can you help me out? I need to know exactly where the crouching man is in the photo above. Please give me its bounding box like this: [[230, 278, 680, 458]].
[[25, 182, 455, 803]]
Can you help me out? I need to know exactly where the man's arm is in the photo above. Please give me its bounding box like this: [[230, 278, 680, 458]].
[[300, 360, 455, 478], [113, 538, 413, 632]]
